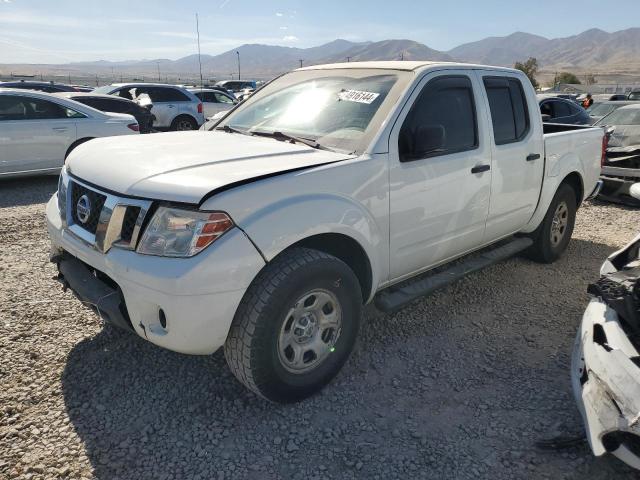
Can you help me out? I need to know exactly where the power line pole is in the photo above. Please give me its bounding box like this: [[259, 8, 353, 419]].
[[346, 56, 351, 62], [400, 51, 404, 61], [195, 13, 204, 87], [299, 59, 303, 68], [236, 51, 241, 80], [157, 62, 161, 82]]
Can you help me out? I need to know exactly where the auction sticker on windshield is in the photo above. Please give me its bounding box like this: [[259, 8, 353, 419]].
[[338, 89, 380, 104]]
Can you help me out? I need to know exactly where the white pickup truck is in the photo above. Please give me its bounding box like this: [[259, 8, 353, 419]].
[[47, 61, 604, 402]]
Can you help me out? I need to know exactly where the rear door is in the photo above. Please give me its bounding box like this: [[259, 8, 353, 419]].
[[478, 73, 544, 240], [388, 71, 492, 280], [0, 94, 77, 175]]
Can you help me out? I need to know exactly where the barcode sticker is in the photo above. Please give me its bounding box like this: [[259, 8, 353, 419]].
[[338, 89, 380, 104]]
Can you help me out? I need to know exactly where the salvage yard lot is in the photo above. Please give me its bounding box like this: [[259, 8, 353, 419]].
[[1, 176, 639, 480]]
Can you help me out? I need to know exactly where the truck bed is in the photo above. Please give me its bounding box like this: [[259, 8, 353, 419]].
[[543, 123, 604, 202]]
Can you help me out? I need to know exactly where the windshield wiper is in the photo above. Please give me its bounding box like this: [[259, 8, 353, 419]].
[[249, 130, 329, 150], [215, 124, 251, 135]]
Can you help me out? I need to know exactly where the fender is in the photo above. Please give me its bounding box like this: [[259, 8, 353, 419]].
[[522, 149, 585, 233], [236, 193, 383, 301], [199, 156, 390, 300]]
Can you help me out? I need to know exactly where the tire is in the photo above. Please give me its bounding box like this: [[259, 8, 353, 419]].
[[224, 247, 362, 403], [170, 115, 197, 131], [525, 183, 577, 263]]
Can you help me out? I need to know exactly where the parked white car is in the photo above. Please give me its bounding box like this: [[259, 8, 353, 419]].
[[572, 183, 640, 470], [0, 89, 139, 178], [93, 83, 205, 131], [188, 88, 237, 119], [47, 61, 604, 402]]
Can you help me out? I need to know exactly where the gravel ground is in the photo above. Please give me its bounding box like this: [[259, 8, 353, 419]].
[[2, 176, 640, 480]]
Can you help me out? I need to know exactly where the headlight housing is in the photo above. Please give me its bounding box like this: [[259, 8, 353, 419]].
[[57, 167, 68, 223], [137, 207, 234, 257]]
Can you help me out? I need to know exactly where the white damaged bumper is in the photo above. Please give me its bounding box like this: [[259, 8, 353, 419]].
[[572, 298, 640, 469]]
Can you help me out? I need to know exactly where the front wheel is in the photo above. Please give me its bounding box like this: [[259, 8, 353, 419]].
[[224, 247, 362, 403], [525, 183, 577, 263]]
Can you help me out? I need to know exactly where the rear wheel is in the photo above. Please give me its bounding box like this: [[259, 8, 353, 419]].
[[170, 115, 197, 131], [525, 183, 577, 263], [224, 247, 362, 403]]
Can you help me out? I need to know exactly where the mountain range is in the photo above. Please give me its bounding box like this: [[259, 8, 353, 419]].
[[3, 28, 639, 80]]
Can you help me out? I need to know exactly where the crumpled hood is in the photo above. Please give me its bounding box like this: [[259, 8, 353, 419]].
[[66, 131, 352, 204]]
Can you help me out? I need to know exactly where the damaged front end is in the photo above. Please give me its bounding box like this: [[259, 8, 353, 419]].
[[572, 233, 640, 469], [599, 125, 640, 205]]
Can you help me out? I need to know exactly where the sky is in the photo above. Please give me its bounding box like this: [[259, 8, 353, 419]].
[[0, 0, 638, 63]]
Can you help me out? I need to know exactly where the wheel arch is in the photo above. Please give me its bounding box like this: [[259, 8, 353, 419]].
[[560, 171, 584, 207], [170, 113, 198, 129], [285, 233, 374, 303], [522, 169, 585, 234]]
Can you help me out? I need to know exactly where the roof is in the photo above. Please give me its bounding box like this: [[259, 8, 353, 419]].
[[0, 87, 59, 97], [295, 60, 521, 74], [53, 92, 127, 99], [616, 103, 640, 110], [108, 82, 184, 88]]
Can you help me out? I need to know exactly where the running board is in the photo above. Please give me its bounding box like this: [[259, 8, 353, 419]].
[[374, 237, 533, 313]]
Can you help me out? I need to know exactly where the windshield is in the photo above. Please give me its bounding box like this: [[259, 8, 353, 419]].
[[587, 103, 617, 117], [216, 69, 412, 154], [596, 108, 640, 126], [629, 92, 640, 101]]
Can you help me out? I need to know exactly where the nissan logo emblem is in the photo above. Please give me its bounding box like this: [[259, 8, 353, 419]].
[[76, 194, 92, 224]]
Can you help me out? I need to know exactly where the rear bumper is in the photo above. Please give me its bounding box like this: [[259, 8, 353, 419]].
[[599, 166, 640, 205], [46, 194, 265, 355], [572, 298, 640, 469]]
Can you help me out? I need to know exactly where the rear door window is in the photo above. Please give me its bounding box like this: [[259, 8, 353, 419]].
[[483, 77, 530, 145], [214, 92, 235, 104], [148, 87, 189, 102]]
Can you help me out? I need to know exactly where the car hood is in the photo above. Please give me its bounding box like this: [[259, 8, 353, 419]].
[[66, 131, 353, 204]]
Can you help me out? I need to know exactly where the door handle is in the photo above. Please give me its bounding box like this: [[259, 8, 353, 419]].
[[167, 105, 175, 108], [52, 127, 68, 132], [526, 153, 541, 161], [471, 164, 490, 174]]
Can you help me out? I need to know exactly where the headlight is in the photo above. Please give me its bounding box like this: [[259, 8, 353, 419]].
[[137, 207, 233, 257], [57, 168, 68, 222]]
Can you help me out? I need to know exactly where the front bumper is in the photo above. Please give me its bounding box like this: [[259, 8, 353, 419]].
[[572, 298, 640, 469], [46, 194, 265, 355]]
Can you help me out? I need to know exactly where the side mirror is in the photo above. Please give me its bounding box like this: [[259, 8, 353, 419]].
[[630, 183, 640, 201], [541, 114, 551, 122], [412, 124, 445, 158]]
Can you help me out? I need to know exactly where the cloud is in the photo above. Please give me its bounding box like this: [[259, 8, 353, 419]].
[[279, 26, 287, 30], [275, 12, 283, 17], [219, 0, 231, 8], [282, 35, 298, 42]]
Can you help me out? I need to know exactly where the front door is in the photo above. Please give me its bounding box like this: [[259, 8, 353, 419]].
[[0, 94, 76, 175], [389, 71, 492, 281]]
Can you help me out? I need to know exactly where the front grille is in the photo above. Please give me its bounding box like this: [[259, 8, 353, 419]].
[[120, 206, 141, 243], [64, 177, 152, 253], [70, 182, 107, 234]]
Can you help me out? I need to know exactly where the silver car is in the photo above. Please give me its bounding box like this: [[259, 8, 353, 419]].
[[188, 88, 237, 119], [93, 83, 205, 130]]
